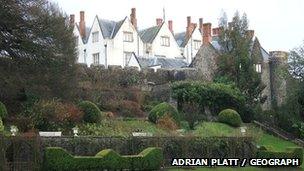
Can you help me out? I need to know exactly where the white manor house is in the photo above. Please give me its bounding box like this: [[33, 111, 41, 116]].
[[70, 8, 251, 70]]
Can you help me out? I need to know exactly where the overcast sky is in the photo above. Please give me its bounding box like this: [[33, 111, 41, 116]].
[[51, 0, 304, 52]]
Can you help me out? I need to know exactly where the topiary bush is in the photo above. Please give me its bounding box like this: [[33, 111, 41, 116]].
[[0, 102, 8, 119], [44, 147, 163, 170], [78, 101, 102, 123], [148, 102, 180, 124], [218, 109, 242, 127]]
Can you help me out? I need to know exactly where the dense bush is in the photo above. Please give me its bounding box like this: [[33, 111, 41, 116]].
[[78, 101, 102, 123], [44, 147, 163, 170], [32, 99, 83, 131], [171, 81, 249, 122], [0, 117, 4, 132], [148, 102, 180, 124], [218, 109, 242, 127], [256, 146, 303, 167], [0, 101, 8, 119]]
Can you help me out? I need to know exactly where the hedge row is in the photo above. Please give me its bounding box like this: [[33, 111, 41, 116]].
[[42, 136, 256, 165], [44, 147, 163, 170], [256, 146, 303, 166]]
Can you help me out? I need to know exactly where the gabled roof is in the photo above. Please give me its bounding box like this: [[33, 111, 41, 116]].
[[139, 23, 163, 43], [174, 32, 186, 47], [174, 26, 197, 48], [75, 24, 91, 44], [98, 17, 127, 39], [137, 56, 188, 69]]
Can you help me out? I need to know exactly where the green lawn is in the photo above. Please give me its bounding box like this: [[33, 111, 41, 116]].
[[169, 122, 303, 171]]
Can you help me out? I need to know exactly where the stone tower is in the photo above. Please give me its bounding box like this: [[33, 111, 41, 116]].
[[269, 51, 289, 108]]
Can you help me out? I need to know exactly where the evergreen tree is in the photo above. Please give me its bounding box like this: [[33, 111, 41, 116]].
[[216, 11, 265, 118], [0, 0, 78, 113]]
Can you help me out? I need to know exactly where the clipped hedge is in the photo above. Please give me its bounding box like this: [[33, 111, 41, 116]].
[[0, 102, 7, 119], [256, 146, 303, 167], [44, 147, 163, 170], [78, 101, 102, 123], [148, 102, 180, 124], [218, 109, 242, 127]]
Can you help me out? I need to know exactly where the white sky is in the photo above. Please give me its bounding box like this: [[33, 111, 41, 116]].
[[51, 0, 304, 52]]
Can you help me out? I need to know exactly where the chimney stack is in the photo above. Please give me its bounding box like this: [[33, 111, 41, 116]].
[[203, 23, 212, 44], [168, 20, 173, 34], [79, 11, 86, 38], [187, 16, 191, 28], [186, 16, 195, 38], [70, 14, 75, 26], [199, 18, 203, 32], [130, 8, 137, 29], [156, 18, 163, 26]]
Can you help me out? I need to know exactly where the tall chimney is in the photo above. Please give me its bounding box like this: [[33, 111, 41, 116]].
[[79, 11, 86, 38], [168, 20, 173, 34], [199, 18, 203, 32], [130, 8, 137, 29], [70, 14, 75, 26], [187, 16, 191, 28], [186, 16, 195, 38], [156, 18, 163, 26], [203, 23, 212, 44]]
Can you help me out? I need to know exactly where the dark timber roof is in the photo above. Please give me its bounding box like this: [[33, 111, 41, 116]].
[[137, 57, 188, 69], [139, 23, 163, 43]]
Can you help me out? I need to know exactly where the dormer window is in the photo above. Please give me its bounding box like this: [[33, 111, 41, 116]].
[[161, 36, 170, 47], [123, 32, 133, 42], [254, 64, 262, 73], [194, 40, 201, 50], [92, 31, 99, 43]]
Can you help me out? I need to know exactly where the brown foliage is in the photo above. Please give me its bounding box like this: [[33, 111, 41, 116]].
[[118, 100, 145, 118], [156, 114, 178, 131]]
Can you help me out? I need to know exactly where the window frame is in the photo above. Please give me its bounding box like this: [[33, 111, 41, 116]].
[[193, 40, 201, 50], [124, 51, 133, 66], [160, 36, 170, 47], [92, 31, 99, 43], [93, 53, 100, 65], [123, 31, 134, 42]]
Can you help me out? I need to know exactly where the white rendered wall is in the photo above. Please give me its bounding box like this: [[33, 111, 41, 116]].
[[107, 18, 143, 67], [183, 27, 202, 64], [149, 23, 182, 58]]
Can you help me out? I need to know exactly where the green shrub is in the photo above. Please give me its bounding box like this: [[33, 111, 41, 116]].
[[0, 118, 4, 132], [78, 101, 102, 123], [148, 102, 180, 124], [256, 146, 303, 167], [171, 82, 252, 122], [218, 109, 242, 127], [0, 102, 7, 119], [44, 147, 163, 170], [32, 99, 84, 131]]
